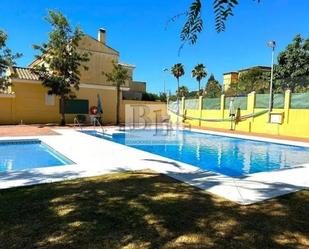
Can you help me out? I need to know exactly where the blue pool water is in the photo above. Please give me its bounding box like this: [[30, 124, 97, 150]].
[[83, 129, 309, 177], [0, 140, 73, 173]]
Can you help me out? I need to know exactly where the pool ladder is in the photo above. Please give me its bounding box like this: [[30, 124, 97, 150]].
[[73, 117, 83, 131], [92, 117, 106, 134]]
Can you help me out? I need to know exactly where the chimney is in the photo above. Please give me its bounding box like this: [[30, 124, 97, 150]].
[[98, 28, 106, 44]]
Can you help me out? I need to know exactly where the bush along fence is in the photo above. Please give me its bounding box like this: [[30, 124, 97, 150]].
[[167, 90, 309, 139]]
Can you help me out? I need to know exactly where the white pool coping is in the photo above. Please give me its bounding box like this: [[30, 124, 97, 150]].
[[0, 128, 308, 205]]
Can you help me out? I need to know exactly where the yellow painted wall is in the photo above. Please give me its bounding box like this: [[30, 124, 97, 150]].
[[29, 35, 134, 88], [0, 30, 147, 125], [79, 50, 119, 86], [169, 91, 309, 139], [76, 87, 117, 124], [223, 72, 238, 91], [0, 82, 118, 124], [78, 35, 135, 87], [12, 82, 60, 124], [119, 100, 167, 124], [0, 94, 15, 124], [0, 81, 161, 125]]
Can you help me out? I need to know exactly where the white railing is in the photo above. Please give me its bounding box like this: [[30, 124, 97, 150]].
[[73, 117, 82, 130], [92, 117, 106, 134]]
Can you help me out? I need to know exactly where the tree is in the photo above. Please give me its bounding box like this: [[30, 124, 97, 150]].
[[0, 30, 21, 92], [168, 93, 177, 102], [204, 74, 222, 98], [187, 90, 199, 97], [141, 92, 159, 101], [177, 85, 189, 97], [159, 92, 167, 102], [33, 10, 89, 125], [171, 63, 185, 100], [239, 68, 269, 94], [192, 63, 207, 96], [179, 0, 261, 46], [171, 63, 185, 123], [224, 82, 240, 97], [274, 34, 309, 93], [225, 68, 270, 96], [105, 63, 130, 125]]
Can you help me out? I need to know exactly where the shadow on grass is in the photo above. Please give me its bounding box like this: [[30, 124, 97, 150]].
[[0, 171, 308, 249]]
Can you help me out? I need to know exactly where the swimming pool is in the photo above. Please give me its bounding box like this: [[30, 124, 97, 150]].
[[83, 129, 309, 177], [0, 139, 73, 173]]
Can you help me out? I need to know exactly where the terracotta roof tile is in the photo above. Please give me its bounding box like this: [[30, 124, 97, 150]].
[[12, 67, 40, 81]]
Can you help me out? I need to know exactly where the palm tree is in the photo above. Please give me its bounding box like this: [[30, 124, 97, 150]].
[[105, 63, 130, 125], [171, 63, 185, 99], [192, 63, 207, 96], [171, 63, 185, 124]]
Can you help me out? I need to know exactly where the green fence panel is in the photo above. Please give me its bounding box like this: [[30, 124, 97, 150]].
[[168, 101, 179, 112], [291, 92, 309, 109], [255, 94, 269, 108], [202, 98, 221, 110], [185, 98, 199, 109], [273, 94, 284, 108], [255, 94, 284, 109], [224, 97, 248, 110], [60, 99, 89, 114]]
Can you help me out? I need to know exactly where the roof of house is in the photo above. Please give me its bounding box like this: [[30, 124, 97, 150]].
[[238, 66, 271, 72], [11, 66, 39, 81], [118, 62, 136, 68], [223, 71, 239, 75], [132, 81, 146, 85], [223, 66, 271, 75]]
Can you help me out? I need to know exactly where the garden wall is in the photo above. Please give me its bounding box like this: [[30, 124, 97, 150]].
[[168, 90, 309, 139]]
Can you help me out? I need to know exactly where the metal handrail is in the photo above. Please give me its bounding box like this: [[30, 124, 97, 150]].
[[92, 117, 105, 134], [73, 117, 82, 130]]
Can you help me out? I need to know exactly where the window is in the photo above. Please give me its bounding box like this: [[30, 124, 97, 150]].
[[45, 94, 55, 106]]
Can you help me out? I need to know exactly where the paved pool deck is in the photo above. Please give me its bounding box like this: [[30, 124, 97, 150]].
[[0, 125, 59, 136], [0, 128, 308, 205]]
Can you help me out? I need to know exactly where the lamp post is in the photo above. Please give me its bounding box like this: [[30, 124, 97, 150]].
[[163, 68, 169, 96], [267, 40, 276, 122]]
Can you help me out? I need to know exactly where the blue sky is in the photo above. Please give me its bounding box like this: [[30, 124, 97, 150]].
[[1, 0, 308, 94]]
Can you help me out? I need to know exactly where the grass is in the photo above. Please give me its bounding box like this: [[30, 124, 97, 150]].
[[0, 171, 308, 249]]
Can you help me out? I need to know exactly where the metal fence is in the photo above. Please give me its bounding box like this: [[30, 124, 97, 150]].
[[290, 92, 309, 109], [168, 91, 309, 112], [168, 101, 179, 113], [202, 98, 221, 110], [255, 94, 284, 109], [224, 97, 248, 110], [184, 98, 199, 109]]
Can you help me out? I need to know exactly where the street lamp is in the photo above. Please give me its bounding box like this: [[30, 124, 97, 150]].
[[163, 68, 169, 95], [267, 40, 276, 122]]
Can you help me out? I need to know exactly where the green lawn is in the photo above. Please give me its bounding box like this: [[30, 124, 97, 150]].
[[0, 172, 308, 249]]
